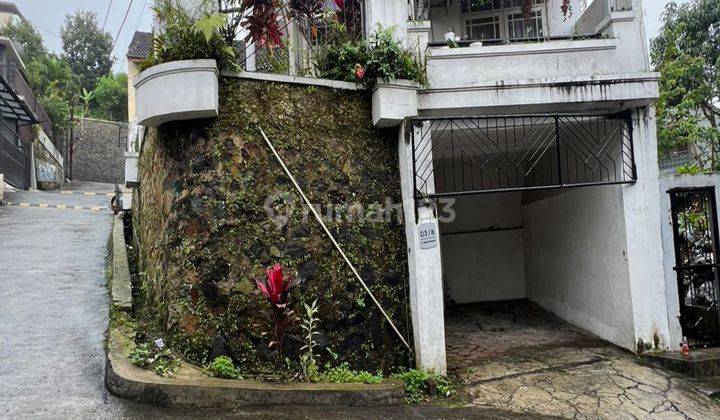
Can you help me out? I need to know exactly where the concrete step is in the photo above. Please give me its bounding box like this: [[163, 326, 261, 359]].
[[642, 347, 720, 378]]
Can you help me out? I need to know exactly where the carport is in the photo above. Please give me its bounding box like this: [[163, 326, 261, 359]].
[[407, 113, 653, 365]]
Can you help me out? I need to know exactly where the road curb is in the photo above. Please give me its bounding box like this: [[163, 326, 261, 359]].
[[109, 216, 132, 310], [105, 335, 405, 408], [105, 215, 406, 408]]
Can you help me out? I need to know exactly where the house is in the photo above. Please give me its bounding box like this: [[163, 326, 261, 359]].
[[0, 2, 63, 190], [131, 0, 708, 376]]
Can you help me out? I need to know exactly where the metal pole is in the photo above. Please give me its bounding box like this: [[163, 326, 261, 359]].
[[259, 127, 411, 351]]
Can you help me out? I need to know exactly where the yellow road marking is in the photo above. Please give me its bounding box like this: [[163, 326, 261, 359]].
[[91, 206, 103, 211], [83, 192, 95, 196], [60, 191, 72, 194], [38, 203, 48, 208], [74, 206, 84, 210], [56, 204, 66, 209], [19, 203, 30, 207]]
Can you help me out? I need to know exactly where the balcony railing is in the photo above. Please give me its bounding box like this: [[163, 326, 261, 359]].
[[245, 0, 365, 77], [411, 113, 636, 197], [0, 63, 56, 147]]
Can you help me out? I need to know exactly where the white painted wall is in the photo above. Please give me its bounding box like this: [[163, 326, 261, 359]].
[[522, 185, 638, 349], [440, 193, 526, 303], [620, 106, 671, 351], [442, 229, 525, 303], [398, 123, 447, 375]]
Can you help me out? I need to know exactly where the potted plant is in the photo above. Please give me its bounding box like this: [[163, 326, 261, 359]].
[[314, 25, 426, 127]]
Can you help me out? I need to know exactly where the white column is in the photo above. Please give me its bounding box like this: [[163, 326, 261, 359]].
[[364, 0, 408, 41], [621, 106, 672, 350], [287, 20, 300, 76], [398, 122, 447, 374], [245, 42, 257, 72]]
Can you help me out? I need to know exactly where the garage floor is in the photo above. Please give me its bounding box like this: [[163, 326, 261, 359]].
[[445, 300, 720, 418]]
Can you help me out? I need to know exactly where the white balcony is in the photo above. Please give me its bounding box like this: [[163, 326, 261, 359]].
[[415, 0, 656, 114]]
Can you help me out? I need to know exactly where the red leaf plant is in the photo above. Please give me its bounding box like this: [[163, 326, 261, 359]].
[[241, 0, 285, 48], [255, 263, 300, 352]]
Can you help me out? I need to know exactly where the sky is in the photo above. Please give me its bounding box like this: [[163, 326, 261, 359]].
[[12, 0, 689, 74], [13, 0, 155, 73]]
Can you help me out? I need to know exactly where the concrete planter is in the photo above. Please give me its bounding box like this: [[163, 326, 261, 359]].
[[124, 152, 139, 188], [371, 79, 419, 128], [134, 59, 219, 127]]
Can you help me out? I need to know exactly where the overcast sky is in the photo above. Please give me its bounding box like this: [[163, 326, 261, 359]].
[[13, 0, 689, 74]]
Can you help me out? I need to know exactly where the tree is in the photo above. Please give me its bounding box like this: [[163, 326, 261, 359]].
[[0, 20, 76, 142], [0, 19, 46, 63], [90, 73, 128, 122], [651, 0, 720, 170], [60, 11, 114, 92]]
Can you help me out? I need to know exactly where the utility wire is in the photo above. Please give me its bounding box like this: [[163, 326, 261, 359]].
[[102, 0, 114, 31], [258, 127, 412, 351], [111, 0, 134, 52]]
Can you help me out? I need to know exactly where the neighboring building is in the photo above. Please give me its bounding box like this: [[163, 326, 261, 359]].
[[0, 1, 25, 29], [0, 4, 63, 190], [126, 31, 152, 153], [132, 0, 714, 375]]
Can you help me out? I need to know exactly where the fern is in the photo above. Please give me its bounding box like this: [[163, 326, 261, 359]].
[[192, 12, 227, 44]]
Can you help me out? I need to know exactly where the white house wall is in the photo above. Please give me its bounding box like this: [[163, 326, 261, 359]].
[[440, 193, 526, 303], [522, 185, 638, 349]]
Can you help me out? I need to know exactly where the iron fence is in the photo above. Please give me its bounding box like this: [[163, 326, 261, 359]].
[[410, 113, 636, 198]]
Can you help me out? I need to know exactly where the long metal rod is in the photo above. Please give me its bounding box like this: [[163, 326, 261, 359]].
[[259, 127, 412, 350], [417, 179, 637, 199]]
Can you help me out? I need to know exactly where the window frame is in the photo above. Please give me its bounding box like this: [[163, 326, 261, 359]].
[[464, 13, 503, 41], [461, 1, 548, 41]]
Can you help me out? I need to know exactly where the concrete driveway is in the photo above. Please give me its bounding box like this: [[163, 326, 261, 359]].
[[447, 301, 720, 419]]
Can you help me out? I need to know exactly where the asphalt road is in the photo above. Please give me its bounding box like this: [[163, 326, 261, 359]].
[[0, 182, 529, 419]]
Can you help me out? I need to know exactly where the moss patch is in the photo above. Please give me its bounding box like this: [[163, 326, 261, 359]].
[[134, 77, 410, 374]]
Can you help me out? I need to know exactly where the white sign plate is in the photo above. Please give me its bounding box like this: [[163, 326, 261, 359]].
[[418, 223, 438, 249]]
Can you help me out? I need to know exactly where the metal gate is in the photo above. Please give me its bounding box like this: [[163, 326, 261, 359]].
[[410, 113, 636, 198], [670, 188, 720, 348], [0, 124, 29, 189]]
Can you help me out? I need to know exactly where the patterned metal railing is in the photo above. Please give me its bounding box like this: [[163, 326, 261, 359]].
[[410, 113, 636, 198]]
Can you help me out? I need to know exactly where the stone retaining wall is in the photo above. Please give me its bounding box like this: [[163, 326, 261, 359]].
[[72, 118, 127, 183], [134, 76, 410, 374]]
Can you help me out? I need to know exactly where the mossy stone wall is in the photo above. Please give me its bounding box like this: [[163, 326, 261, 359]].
[[134, 77, 410, 374]]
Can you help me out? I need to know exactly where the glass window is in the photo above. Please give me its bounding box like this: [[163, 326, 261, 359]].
[[507, 11, 543, 39], [465, 15, 501, 40]]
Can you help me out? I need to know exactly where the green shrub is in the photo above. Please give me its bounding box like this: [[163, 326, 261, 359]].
[[314, 24, 426, 88], [129, 342, 179, 377], [142, 0, 237, 71], [319, 363, 383, 384], [207, 355, 241, 379], [393, 369, 452, 404]]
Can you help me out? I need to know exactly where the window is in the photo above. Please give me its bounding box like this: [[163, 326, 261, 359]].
[[465, 15, 501, 40], [462, 0, 546, 41], [507, 11, 543, 39]]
